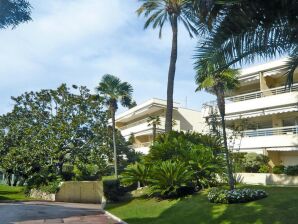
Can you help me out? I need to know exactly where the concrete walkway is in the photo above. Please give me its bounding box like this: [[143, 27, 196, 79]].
[[0, 201, 120, 224]]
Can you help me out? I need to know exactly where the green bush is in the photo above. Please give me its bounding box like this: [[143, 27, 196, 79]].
[[74, 164, 101, 181], [285, 165, 298, 176], [232, 152, 247, 172], [121, 163, 150, 187], [103, 176, 125, 202], [272, 165, 285, 174], [149, 160, 194, 198], [243, 153, 269, 173], [208, 187, 267, 204], [258, 165, 270, 173]]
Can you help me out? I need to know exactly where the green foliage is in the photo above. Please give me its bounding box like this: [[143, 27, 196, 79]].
[[0, 0, 31, 29], [258, 165, 270, 173], [243, 153, 269, 173], [38, 180, 61, 194], [285, 165, 298, 176], [272, 165, 285, 174], [232, 152, 247, 172], [146, 131, 223, 162], [121, 163, 150, 187], [149, 160, 194, 198], [208, 187, 267, 204], [103, 176, 125, 202], [0, 84, 135, 188], [145, 131, 224, 190]]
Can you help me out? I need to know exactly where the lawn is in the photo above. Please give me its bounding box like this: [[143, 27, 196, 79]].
[[0, 184, 28, 201], [106, 186, 298, 224]]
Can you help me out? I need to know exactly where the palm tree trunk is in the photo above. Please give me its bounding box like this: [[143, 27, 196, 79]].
[[165, 15, 178, 132], [153, 123, 156, 141], [216, 86, 234, 190], [111, 108, 118, 179]]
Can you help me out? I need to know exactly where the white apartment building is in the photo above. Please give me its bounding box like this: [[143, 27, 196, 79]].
[[203, 59, 298, 167], [115, 98, 206, 154]]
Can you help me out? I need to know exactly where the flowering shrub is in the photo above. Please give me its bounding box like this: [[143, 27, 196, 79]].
[[208, 188, 267, 204]]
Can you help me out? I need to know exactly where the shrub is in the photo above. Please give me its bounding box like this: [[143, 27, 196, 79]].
[[149, 160, 194, 198], [74, 164, 101, 181], [272, 165, 285, 174], [232, 152, 247, 172], [121, 163, 150, 187], [258, 165, 270, 173], [208, 187, 267, 204], [285, 165, 298, 176], [243, 153, 269, 173], [103, 176, 125, 202]]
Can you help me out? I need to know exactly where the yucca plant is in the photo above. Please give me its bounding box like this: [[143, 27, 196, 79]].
[[149, 160, 194, 198], [121, 163, 150, 187]]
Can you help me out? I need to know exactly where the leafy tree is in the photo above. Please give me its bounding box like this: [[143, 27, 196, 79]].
[[147, 115, 161, 141], [96, 74, 134, 179], [0, 84, 110, 186], [196, 68, 239, 190], [137, 0, 198, 132], [193, 0, 297, 87], [0, 0, 32, 29]]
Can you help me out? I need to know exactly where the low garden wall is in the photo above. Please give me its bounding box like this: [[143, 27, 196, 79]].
[[30, 181, 104, 204], [235, 173, 298, 186], [55, 181, 103, 204]]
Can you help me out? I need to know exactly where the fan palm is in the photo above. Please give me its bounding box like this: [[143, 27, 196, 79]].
[[193, 0, 298, 87], [137, 0, 198, 132], [196, 67, 239, 190], [147, 115, 161, 141], [96, 74, 134, 179]]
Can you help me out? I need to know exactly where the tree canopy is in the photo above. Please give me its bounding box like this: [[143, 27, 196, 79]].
[[0, 0, 32, 29]]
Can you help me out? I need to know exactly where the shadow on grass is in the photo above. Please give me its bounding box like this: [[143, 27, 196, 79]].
[[109, 186, 298, 224]]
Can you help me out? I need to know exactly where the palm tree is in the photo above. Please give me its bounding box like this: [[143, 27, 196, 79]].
[[147, 115, 161, 141], [96, 74, 134, 179], [193, 0, 297, 87], [196, 67, 239, 190], [137, 0, 198, 132]]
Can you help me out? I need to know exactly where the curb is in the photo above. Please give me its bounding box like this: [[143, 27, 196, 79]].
[[104, 210, 128, 224]]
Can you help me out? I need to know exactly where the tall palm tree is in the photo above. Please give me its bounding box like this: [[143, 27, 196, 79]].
[[147, 115, 161, 141], [196, 67, 239, 190], [193, 0, 297, 87], [96, 74, 134, 179], [137, 0, 198, 132]]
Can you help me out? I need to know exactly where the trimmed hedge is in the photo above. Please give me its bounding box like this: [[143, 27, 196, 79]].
[[208, 187, 267, 204], [273, 165, 285, 174], [285, 165, 298, 176]]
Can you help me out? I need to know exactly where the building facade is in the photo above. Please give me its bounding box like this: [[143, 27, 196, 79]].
[[203, 59, 298, 167], [115, 98, 206, 154]]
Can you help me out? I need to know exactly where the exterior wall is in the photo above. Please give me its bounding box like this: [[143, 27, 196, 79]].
[[176, 107, 207, 133], [55, 181, 103, 204]]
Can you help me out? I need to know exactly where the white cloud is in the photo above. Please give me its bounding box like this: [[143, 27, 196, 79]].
[[0, 0, 214, 115]]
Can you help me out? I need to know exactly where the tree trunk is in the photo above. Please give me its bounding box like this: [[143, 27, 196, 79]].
[[111, 108, 118, 179], [153, 123, 156, 141], [216, 86, 234, 190], [165, 15, 178, 132]]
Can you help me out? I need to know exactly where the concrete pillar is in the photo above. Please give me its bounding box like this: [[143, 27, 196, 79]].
[[259, 72, 272, 96]]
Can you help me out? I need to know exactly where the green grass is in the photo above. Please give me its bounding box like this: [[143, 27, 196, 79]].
[[106, 186, 298, 224], [0, 184, 28, 201]]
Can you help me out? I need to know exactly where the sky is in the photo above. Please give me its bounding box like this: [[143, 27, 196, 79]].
[[0, 0, 216, 115]]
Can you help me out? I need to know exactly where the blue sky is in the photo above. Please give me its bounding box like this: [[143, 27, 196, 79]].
[[0, 0, 216, 115]]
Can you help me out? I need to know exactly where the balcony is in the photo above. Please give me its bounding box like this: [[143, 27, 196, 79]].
[[233, 126, 298, 151], [203, 84, 298, 119], [118, 117, 180, 137]]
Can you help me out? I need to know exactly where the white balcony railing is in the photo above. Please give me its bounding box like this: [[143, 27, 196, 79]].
[[130, 142, 152, 149], [226, 83, 298, 103], [242, 125, 298, 138]]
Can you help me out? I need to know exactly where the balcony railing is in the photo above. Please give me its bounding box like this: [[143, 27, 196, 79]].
[[242, 125, 298, 137], [226, 83, 298, 103], [130, 142, 152, 149]]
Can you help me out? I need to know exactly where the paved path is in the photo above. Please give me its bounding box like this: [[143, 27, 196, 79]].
[[0, 201, 119, 224]]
